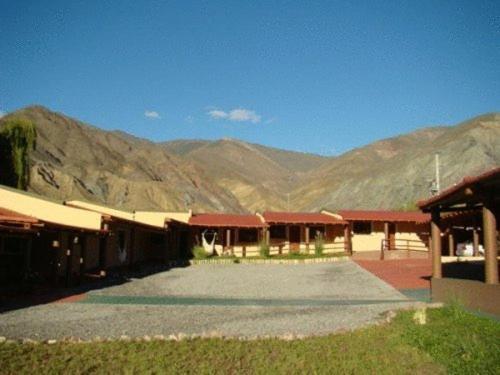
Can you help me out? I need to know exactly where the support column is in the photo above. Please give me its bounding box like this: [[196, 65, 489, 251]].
[[226, 229, 231, 250], [384, 222, 390, 250], [265, 228, 270, 245], [483, 203, 498, 284], [66, 234, 75, 287], [473, 228, 480, 257], [79, 235, 87, 284], [235, 228, 239, 246], [305, 226, 310, 251], [431, 209, 442, 279], [448, 231, 454, 256], [129, 227, 136, 266], [99, 235, 108, 277], [344, 224, 352, 255]]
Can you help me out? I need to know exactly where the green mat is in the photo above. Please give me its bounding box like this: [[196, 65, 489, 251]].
[[79, 294, 411, 307]]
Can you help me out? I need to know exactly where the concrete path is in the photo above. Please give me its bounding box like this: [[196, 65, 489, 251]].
[[0, 261, 417, 339]]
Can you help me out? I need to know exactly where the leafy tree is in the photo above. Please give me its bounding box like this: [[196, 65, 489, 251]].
[[0, 117, 37, 190]]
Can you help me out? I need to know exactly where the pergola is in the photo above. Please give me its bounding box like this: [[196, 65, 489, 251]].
[[418, 167, 500, 285]]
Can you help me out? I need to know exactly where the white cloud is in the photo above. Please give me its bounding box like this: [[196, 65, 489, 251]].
[[208, 109, 229, 119], [144, 110, 161, 119], [208, 108, 261, 123]]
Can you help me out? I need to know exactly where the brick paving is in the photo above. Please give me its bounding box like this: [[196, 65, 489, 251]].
[[354, 258, 432, 290]]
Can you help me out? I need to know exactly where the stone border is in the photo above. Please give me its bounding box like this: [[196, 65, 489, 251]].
[[166, 256, 349, 266], [0, 303, 444, 345]]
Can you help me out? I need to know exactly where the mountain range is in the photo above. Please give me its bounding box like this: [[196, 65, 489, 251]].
[[1, 106, 499, 213]]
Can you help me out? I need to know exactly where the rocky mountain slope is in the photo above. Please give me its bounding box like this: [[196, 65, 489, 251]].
[[1, 106, 499, 212]]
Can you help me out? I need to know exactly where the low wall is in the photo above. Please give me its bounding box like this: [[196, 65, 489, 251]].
[[431, 277, 500, 316]]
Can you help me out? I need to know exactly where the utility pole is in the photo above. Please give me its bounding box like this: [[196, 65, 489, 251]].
[[430, 153, 440, 196], [435, 153, 440, 193]]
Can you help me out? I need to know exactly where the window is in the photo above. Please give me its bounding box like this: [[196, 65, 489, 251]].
[[353, 221, 372, 234], [270, 225, 286, 239], [238, 229, 258, 243]]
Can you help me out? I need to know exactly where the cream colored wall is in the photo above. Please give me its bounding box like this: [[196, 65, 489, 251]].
[[0, 186, 102, 231], [350, 222, 429, 252], [66, 200, 135, 221], [351, 222, 385, 252]]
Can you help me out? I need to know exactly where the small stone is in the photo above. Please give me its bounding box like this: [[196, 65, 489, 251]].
[[177, 333, 188, 341], [120, 335, 131, 341], [0, 336, 6, 344], [47, 339, 57, 345], [143, 335, 152, 342], [168, 334, 177, 341], [413, 308, 427, 325], [153, 335, 165, 341]]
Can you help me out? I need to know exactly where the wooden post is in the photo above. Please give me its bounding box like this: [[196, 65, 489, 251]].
[[99, 235, 108, 277], [431, 209, 442, 279], [242, 245, 246, 258], [344, 224, 352, 255], [305, 226, 310, 251], [483, 203, 498, 284], [264, 228, 270, 245], [24, 235, 33, 281], [472, 228, 480, 257], [129, 227, 136, 267], [235, 228, 239, 246], [226, 229, 231, 251], [384, 222, 390, 250], [448, 232, 454, 256], [79, 235, 87, 284], [66, 234, 75, 287]]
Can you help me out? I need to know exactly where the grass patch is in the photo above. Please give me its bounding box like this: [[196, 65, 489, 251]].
[[1, 306, 498, 374], [192, 246, 210, 260]]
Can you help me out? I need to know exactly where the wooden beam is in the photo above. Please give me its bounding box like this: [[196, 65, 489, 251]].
[[483, 203, 498, 284]]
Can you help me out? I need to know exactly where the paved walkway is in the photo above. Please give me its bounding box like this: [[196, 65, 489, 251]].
[[355, 258, 432, 302], [0, 261, 418, 339]]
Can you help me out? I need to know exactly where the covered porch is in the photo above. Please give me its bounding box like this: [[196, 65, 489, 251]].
[[418, 167, 500, 316], [261, 212, 349, 255], [189, 213, 266, 257]]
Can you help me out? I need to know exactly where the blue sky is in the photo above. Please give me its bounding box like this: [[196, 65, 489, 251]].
[[1, 0, 499, 155]]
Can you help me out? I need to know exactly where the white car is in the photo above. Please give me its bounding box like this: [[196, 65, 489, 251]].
[[456, 242, 484, 256]]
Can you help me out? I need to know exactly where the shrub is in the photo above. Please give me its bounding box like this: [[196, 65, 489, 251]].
[[259, 242, 270, 258], [314, 233, 324, 256], [0, 117, 37, 190], [192, 246, 210, 259]]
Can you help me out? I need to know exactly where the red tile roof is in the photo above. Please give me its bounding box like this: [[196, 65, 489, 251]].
[[338, 210, 430, 223], [418, 166, 500, 209], [189, 213, 265, 228], [262, 212, 347, 225], [0, 208, 39, 224]]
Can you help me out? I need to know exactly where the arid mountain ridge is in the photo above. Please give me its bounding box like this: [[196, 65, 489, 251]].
[[1, 105, 499, 213]]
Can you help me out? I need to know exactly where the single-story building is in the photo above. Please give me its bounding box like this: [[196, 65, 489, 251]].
[[188, 213, 266, 257], [0, 208, 41, 286], [418, 167, 499, 316], [65, 201, 180, 269], [333, 210, 430, 255], [0, 185, 105, 287], [261, 211, 348, 255]]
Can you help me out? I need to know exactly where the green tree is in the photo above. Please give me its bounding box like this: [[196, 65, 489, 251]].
[[0, 117, 37, 190]]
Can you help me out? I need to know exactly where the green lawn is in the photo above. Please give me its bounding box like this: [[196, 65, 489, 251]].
[[0, 306, 498, 374]]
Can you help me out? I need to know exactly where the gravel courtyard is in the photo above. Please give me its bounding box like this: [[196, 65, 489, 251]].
[[0, 261, 417, 340]]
